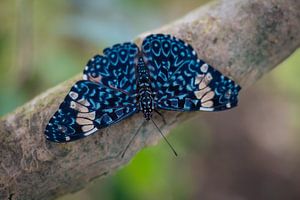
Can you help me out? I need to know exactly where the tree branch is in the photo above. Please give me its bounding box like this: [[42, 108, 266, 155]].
[[1, 0, 299, 199]]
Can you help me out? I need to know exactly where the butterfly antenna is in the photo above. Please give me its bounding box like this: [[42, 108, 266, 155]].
[[121, 120, 146, 158], [151, 118, 178, 157], [154, 109, 167, 124]]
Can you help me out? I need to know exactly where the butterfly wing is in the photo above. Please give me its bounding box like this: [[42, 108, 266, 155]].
[[142, 34, 241, 112], [83, 42, 139, 95], [45, 80, 138, 142]]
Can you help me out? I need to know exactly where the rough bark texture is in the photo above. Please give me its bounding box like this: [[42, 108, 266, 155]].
[[0, 0, 299, 199]]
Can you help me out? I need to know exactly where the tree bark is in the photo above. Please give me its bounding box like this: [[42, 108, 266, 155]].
[[0, 0, 299, 199]]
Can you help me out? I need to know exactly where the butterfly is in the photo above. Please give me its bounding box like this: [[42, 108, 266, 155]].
[[45, 34, 241, 143]]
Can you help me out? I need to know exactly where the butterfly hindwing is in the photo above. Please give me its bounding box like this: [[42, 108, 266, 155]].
[[45, 80, 138, 142], [83, 42, 139, 95], [157, 60, 241, 111], [142, 34, 240, 112]]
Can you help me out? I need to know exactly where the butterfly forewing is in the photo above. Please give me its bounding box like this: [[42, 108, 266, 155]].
[[142, 34, 197, 97], [83, 42, 139, 95]]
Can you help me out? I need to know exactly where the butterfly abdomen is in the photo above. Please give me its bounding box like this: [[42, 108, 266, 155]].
[[136, 56, 154, 120]]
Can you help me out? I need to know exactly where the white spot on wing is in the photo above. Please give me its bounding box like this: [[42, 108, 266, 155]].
[[201, 91, 215, 103], [201, 101, 214, 107], [194, 87, 211, 99], [200, 63, 208, 73], [206, 73, 212, 81], [82, 125, 94, 132], [78, 99, 91, 107], [76, 117, 93, 125], [71, 101, 89, 112], [69, 91, 78, 100], [198, 73, 213, 90], [65, 136, 70, 141], [200, 107, 214, 111], [83, 74, 88, 80], [78, 111, 96, 120], [84, 127, 98, 136], [195, 74, 204, 85]]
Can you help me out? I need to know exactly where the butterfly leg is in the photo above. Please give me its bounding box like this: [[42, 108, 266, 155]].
[[154, 109, 167, 125], [121, 120, 147, 158]]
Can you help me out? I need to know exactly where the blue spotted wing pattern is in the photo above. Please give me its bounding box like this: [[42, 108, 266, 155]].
[[83, 42, 139, 95], [142, 34, 240, 111], [45, 34, 241, 143], [46, 42, 139, 142], [45, 80, 137, 142]]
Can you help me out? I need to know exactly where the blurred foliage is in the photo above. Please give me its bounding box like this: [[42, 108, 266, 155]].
[[60, 119, 212, 200], [0, 0, 299, 200], [0, 0, 209, 116]]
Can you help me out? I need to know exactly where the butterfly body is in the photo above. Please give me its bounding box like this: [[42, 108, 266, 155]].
[[136, 56, 154, 120], [45, 34, 241, 143]]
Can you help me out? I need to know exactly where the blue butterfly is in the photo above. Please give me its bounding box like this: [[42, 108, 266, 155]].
[[45, 34, 241, 143]]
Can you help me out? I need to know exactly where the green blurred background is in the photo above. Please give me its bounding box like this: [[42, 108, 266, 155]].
[[1, 0, 300, 200]]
